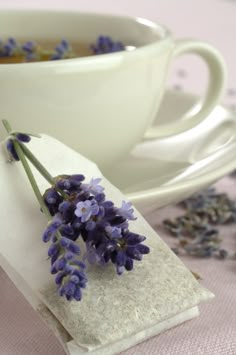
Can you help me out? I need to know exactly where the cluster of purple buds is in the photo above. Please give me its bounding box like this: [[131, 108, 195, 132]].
[[91, 35, 125, 54], [6, 133, 31, 161], [0, 36, 126, 62], [21, 40, 40, 61], [43, 174, 150, 301], [46, 229, 88, 301], [0, 38, 40, 61], [50, 39, 73, 60], [0, 37, 21, 57]]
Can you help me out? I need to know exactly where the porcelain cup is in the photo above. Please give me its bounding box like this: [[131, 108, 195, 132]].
[[0, 10, 226, 170]]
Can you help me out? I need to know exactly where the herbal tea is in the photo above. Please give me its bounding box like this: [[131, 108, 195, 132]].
[[0, 36, 128, 63]]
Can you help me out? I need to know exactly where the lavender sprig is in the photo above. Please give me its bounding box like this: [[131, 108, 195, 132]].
[[2, 119, 150, 301], [91, 35, 125, 54], [50, 39, 74, 60], [44, 174, 150, 276], [2, 120, 88, 301], [0, 37, 22, 57]]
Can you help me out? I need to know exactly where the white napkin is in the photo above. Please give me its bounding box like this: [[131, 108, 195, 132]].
[[0, 135, 213, 354]]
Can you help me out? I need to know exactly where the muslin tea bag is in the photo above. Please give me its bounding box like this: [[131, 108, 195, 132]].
[[0, 135, 214, 354]]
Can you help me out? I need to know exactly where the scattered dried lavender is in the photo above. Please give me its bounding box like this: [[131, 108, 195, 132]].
[[230, 169, 236, 178], [163, 186, 236, 260]]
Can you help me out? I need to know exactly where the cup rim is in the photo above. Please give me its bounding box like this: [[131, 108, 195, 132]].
[[0, 9, 172, 68]]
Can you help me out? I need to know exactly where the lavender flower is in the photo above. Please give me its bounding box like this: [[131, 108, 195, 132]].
[[21, 41, 39, 61], [75, 200, 100, 222], [81, 178, 104, 195], [91, 36, 125, 54], [118, 201, 136, 220], [0, 37, 21, 57], [2, 120, 149, 303], [42, 174, 150, 294], [50, 39, 73, 60], [48, 236, 87, 301]]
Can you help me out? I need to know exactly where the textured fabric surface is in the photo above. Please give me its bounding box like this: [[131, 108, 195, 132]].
[[0, 176, 236, 355]]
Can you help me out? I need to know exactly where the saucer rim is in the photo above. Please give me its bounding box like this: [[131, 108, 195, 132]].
[[125, 156, 236, 202], [124, 92, 236, 203]]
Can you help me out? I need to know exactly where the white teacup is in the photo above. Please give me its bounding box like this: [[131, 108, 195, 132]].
[[0, 11, 226, 170]]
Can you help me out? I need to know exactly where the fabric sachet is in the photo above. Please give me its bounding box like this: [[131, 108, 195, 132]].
[[0, 135, 214, 354]]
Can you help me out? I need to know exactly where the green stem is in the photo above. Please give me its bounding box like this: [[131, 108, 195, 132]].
[[2, 120, 67, 199], [14, 142, 51, 219], [20, 143, 55, 185], [2, 120, 51, 220], [2, 119, 11, 134], [20, 143, 68, 199]]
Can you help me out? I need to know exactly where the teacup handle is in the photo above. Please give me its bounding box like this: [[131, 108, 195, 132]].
[[144, 39, 227, 139]]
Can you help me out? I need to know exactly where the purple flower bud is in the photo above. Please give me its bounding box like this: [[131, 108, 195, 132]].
[[15, 133, 31, 142], [94, 193, 105, 203], [58, 286, 65, 296], [55, 271, 66, 285], [74, 288, 82, 301], [126, 247, 143, 261], [60, 237, 71, 248], [73, 260, 86, 269], [6, 139, 19, 161], [126, 233, 146, 245], [58, 201, 75, 220], [50, 264, 58, 274], [54, 257, 66, 270], [64, 252, 74, 260], [70, 275, 80, 284], [60, 224, 74, 236], [116, 265, 125, 275], [48, 242, 59, 257], [125, 257, 134, 271], [72, 269, 88, 281], [64, 281, 76, 297], [136, 244, 150, 254], [45, 189, 61, 204], [42, 218, 62, 242], [70, 174, 85, 182], [115, 251, 126, 267], [68, 241, 80, 255], [85, 220, 96, 231]]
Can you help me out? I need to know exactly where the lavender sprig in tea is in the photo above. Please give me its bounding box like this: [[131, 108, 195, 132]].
[[0, 35, 126, 63]]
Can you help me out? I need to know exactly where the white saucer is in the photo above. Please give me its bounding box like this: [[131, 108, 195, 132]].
[[105, 90, 236, 213]]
